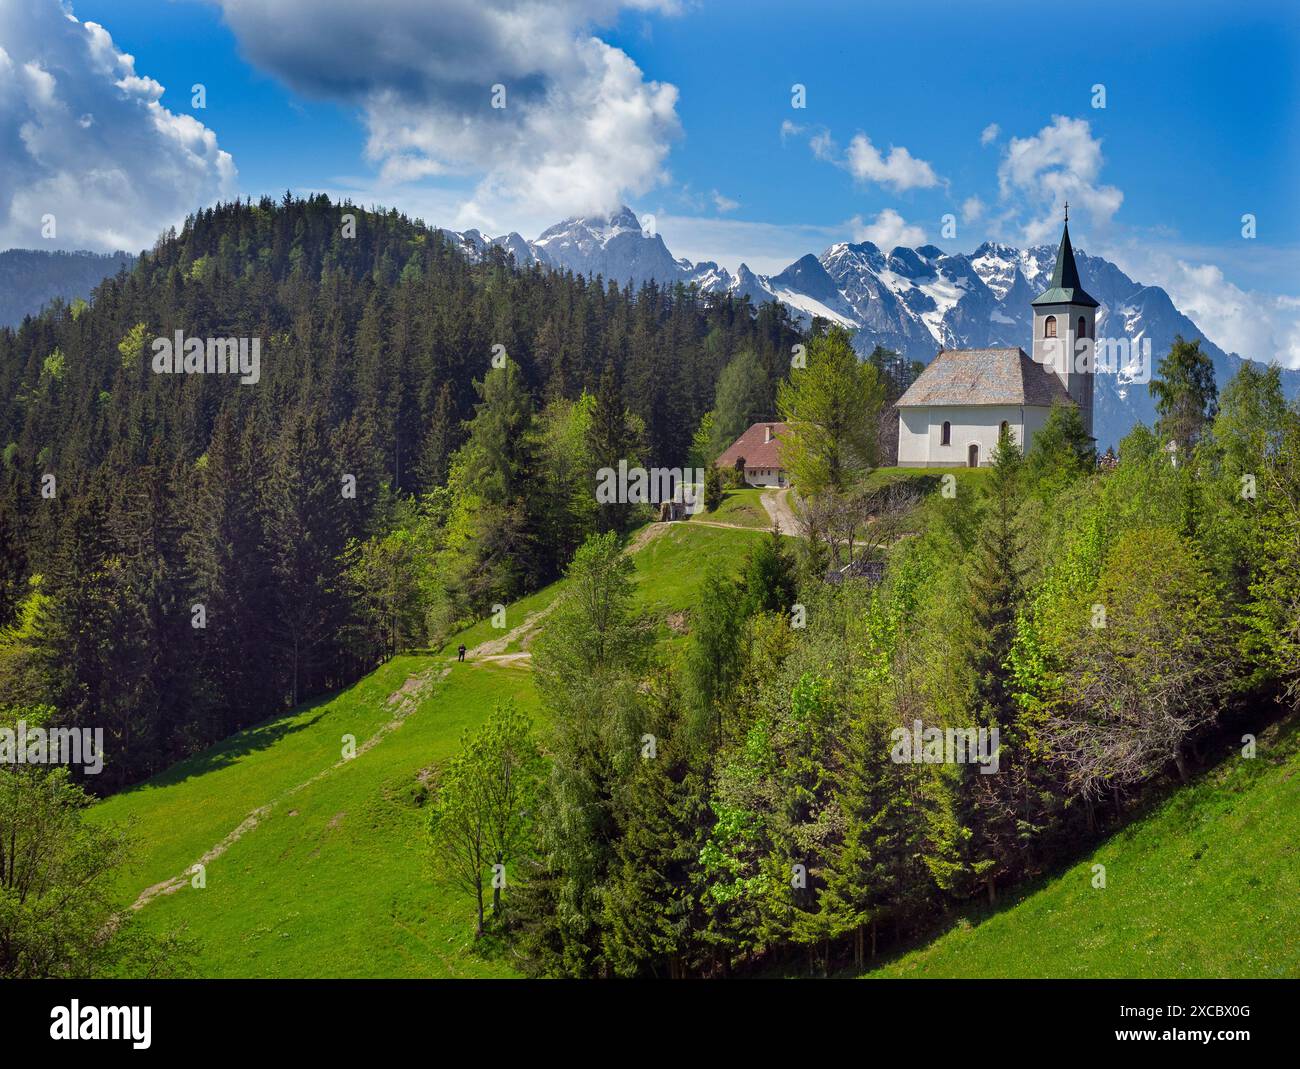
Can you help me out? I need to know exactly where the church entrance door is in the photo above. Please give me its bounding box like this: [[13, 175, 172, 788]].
[[968, 444, 979, 468]]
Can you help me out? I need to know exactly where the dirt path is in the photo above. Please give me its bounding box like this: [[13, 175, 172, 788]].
[[625, 520, 670, 554], [687, 517, 799, 537], [130, 666, 446, 912], [761, 487, 801, 534], [467, 604, 558, 659], [465, 522, 675, 663]]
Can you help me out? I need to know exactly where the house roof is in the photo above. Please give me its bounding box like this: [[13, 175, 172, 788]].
[[895, 347, 1074, 408], [1031, 221, 1100, 308], [715, 421, 787, 470]]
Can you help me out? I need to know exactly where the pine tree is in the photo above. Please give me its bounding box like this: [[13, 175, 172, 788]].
[[955, 424, 1028, 903], [1024, 400, 1095, 500], [587, 362, 636, 534], [821, 697, 935, 967], [1150, 335, 1219, 455]]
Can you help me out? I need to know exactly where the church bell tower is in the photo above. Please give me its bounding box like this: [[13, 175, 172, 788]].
[[1031, 205, 1099, 438]]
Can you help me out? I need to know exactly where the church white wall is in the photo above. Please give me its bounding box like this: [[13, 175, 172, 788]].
[[897, 405, 1055, 467]]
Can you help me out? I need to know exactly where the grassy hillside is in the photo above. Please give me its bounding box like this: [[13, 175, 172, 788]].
[[868, 713, 1300, 979], [691, 487, 771, 528], [91, 521, 766, 977], [93, 657, 536, 977]]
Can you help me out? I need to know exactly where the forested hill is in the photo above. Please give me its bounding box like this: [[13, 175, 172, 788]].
[[0, 249, 135, 329], [0, 194, 803, 791]]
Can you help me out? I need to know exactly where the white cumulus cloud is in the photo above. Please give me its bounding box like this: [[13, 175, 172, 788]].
[[802, 127, 940, 193], [980, 122, 999, 146], [844, 133, 940, 192], [0, 1, 236, 252], [997, 115, 1123, 244], [1159, 258, 1300, 368], [848, 208, 926, 250], [213, 0, 682, 232]]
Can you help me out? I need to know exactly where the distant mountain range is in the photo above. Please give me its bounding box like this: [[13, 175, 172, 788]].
[[4, 209, 1293, 450], [441, 207, 1299, 450], [0, 249, 134, 330]]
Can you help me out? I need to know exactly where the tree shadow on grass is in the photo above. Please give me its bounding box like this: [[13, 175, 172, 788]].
[[110, 696, 335, 796]]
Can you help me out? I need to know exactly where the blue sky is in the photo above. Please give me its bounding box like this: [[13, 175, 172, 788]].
[[4, 0, 1298, 362]]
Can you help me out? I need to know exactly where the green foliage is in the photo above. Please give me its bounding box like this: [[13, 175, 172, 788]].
[[0, 710, 192, 978], [115, 323, 151, 372], [741, 526, 797, 617], [1047, 527, 1230, 795], [344, 498, 428, 662], [428, 700, 543, 934], [707, 349, 772, 459], [41, 348, 65, 384], [702, 464, 723, 513], [689, 411, 717, 470], [523, 531, 655, 976], [776, 326, 884, 496], [1023, 401, 1094, 500], [0, 193, 801, 794], [1149, 335, 1219, 454], [684, 563, 747, 749], [1246, 406, 1300, 700], [459, 357, 534, 505]]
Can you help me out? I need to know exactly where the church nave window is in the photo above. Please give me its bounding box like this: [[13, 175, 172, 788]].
[[941, 420, 951, 446]]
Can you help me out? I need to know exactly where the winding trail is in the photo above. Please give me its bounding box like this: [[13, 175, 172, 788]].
[[761, 487, 801, 534], [130, 666, 447, 911]]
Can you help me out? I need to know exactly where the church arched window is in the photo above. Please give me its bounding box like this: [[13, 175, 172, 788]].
[[1077, 316, 1087, 339], [1044, 315, 1057, 338], [941, 421, 951, 446], [1000, 420, 1009, 438]]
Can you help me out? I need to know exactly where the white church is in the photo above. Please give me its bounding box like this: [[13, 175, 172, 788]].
[[896, 215, 1097, 467]]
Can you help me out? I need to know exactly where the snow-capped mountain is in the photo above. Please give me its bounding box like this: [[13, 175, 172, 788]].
[[437, 206, 1298, 450]]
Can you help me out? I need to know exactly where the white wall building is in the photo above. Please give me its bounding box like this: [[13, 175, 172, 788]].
[[896, 216, 1098, 467]]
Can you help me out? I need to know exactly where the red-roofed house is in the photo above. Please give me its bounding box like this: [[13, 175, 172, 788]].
[[715, 421, 788, 487]]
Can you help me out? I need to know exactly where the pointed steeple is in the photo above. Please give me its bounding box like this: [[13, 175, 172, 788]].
[[1031, 211, 1099, 307]]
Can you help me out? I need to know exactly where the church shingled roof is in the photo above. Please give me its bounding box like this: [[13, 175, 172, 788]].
[[1031, 221, 1100, 308], [895, 347, 1074, 408]]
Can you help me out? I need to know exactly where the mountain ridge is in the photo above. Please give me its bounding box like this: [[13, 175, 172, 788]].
[[454, 206, 1298, 450]]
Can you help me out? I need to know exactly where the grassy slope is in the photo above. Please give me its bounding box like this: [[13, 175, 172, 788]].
[[869, 715, 1300, 978], [691, 487, 771, 528], [91, 522, 764, 977], [94, 658, 536, 977]]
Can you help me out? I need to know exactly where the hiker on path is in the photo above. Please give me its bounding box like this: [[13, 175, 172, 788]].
[[457, 644, 467, 662]]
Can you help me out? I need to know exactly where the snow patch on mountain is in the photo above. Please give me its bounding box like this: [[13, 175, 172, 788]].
[[431, 205, 1299, 450]]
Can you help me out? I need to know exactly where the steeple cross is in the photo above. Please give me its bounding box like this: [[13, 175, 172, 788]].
[[1064, 201, 1069, 223]]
